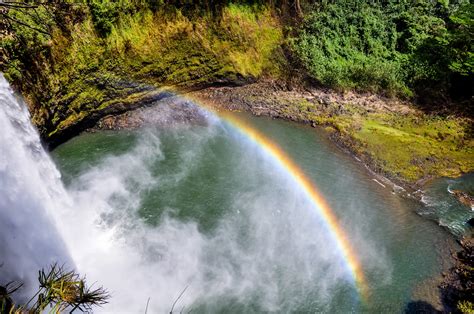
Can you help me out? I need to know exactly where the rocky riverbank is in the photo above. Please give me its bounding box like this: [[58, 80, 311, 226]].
[[439, 237, 474, 313], [188, 81, 473, 190], [449, 190, 474, 209], [85, 80, 473, 193]]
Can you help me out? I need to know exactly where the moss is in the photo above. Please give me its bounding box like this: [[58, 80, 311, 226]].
[[96, 5, 283, 84], [349, 115, 473, 182], [288, 102, 473, 183], [248, 93, 473, 183], [2, 3, 284, 142]]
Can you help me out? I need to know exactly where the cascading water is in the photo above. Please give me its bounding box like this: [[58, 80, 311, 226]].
[[0, 75, 72, 301]]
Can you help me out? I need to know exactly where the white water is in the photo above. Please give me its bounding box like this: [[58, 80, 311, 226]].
[[0, 76, 388, 312], [0, 75, 72, 300]]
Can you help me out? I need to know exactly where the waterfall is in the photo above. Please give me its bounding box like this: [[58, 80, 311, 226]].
[[0, 74, 73, 301], [0, 75, 381, 312]]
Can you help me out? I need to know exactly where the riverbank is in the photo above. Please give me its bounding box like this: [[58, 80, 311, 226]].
[[190, 82, 473, 190], [84, 80, 473, 192]]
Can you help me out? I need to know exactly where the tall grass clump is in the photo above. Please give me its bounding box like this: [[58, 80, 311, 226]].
[[1, 263, 109, 313]]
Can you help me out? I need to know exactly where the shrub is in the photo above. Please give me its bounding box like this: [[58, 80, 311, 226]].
[[292, 1, 407, 96], [292, 0, 473, 102]]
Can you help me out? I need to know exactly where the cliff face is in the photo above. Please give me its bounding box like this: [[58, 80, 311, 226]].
[[1, 3, 285, 146]]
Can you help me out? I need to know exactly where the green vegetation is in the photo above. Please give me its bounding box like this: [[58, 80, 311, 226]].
[[1, 1, 284, 140], [0, 264, 109, 313], [292, 0, 473, 100], [327, 114, 471, 183], [316, 109, 473, 183], [351, 115, 473, 181], [292, 1, 407, 96], [313, 108, 473, 183]]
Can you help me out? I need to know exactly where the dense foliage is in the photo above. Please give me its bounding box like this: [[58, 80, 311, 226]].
[[292, 0, 473, 103]]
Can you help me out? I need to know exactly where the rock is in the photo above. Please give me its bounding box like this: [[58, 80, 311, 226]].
[[450, 189, 474, 208], [439, 237, 474, 312], [467, 218, 474, 227]]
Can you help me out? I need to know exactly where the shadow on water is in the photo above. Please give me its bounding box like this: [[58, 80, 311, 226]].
[[437, 247, 474, 314], [404, 300, 441, 314], [438, 284, 460, 314], [405, 287, 467, 314]]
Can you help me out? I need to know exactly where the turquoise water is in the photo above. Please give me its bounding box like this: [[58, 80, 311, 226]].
[[418, 173, 474, 237], [51, 107, 470, 313]]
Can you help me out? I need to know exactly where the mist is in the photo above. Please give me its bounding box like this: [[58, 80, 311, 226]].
[[1, 76, 385, 312], [52, 102, 372, 312]]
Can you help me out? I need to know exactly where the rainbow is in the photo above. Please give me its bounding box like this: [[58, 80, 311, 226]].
[[172, 92, 369, 301], [220, 111, 369, 301]]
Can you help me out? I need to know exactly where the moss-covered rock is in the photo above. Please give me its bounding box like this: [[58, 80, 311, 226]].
[[1, 3, 284, 144], [45, 74, 173, 148]]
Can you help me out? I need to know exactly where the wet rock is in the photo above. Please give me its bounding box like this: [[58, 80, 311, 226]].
[[450, 189, 474, 208], [439, 238, 474, 313]]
